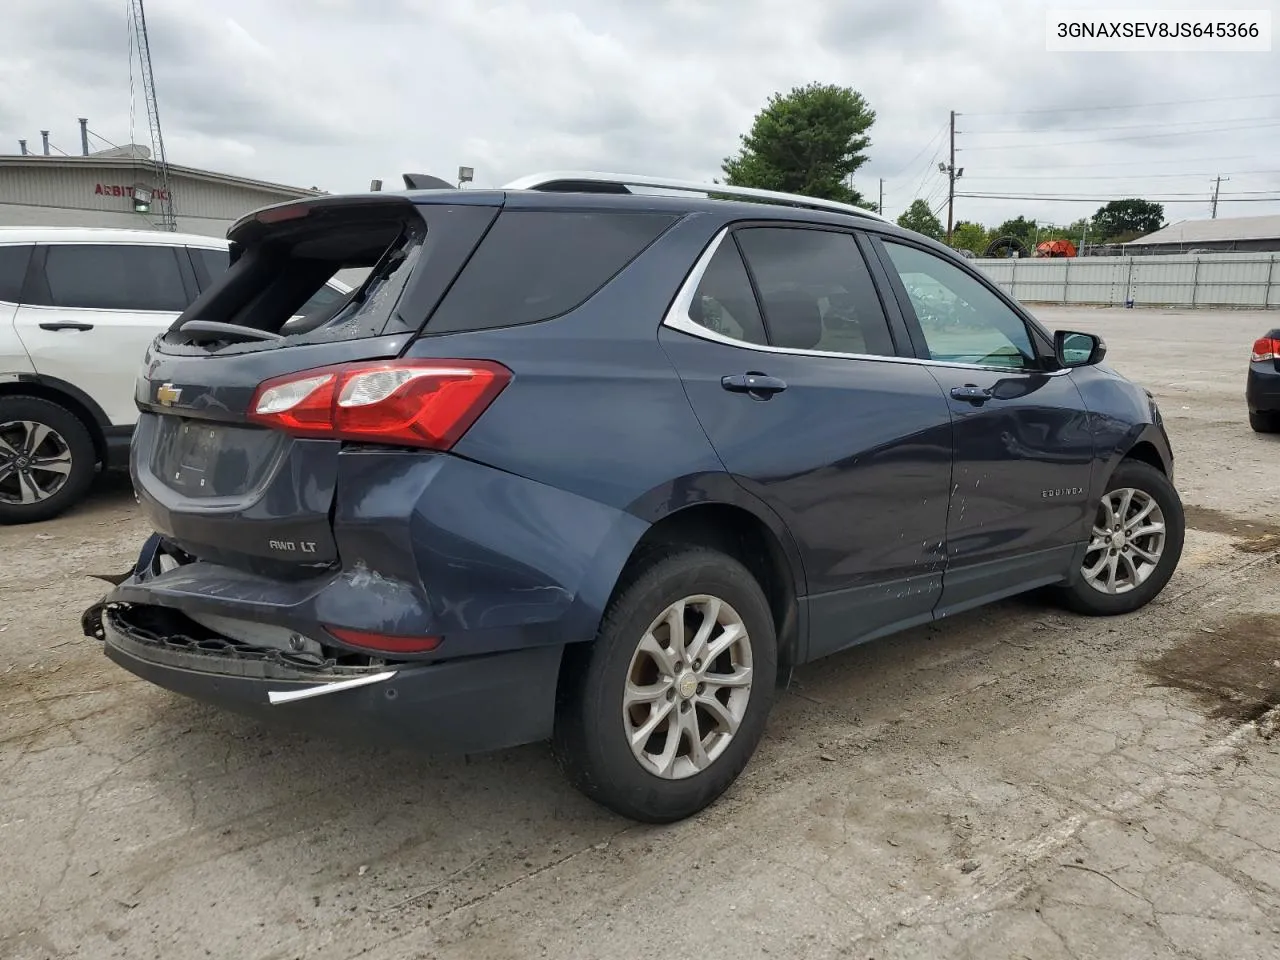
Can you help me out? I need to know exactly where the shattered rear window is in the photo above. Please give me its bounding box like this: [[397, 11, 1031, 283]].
[[165, 212, 424, 353]]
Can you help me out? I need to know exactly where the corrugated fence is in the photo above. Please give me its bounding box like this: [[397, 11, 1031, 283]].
[[973, 252, 1280, 309]]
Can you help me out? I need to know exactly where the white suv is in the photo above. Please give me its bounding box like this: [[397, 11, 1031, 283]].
[[0, 227, 349, 523]]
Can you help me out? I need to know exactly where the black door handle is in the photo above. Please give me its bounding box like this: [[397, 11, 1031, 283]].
[[951, 384, 991, 404], [721, 373, 787, 399], [38, 322, 95, 332]]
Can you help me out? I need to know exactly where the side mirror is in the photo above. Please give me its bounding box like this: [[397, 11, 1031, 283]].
[[1054, 330, 1106, 368]]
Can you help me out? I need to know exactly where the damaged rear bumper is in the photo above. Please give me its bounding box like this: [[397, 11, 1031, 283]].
[[84, 599, 563, 754]]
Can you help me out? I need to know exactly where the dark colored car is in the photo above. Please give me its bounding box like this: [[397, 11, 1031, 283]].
[[82, 173, 1185, 823], [1247, 329, 1280, 433]]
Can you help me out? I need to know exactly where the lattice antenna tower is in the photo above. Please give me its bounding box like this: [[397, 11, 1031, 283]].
[[130, 0, 176, 230]]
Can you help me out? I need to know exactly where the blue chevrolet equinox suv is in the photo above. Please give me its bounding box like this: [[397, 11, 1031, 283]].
[[83, 172, 1184, 823]]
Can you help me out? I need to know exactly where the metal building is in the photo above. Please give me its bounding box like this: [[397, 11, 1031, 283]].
[[1125, 214, 1280, 255], [0, 145, 323, 239]]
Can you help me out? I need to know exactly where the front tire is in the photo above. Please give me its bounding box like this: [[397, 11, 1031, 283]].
[[1249, 410, 1279, 433], [1057, 460, 1184, 616], [553, 548, 777, 823], [0, 396, 98, 525]]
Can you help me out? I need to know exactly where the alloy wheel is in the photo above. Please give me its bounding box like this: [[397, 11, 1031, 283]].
[[0, 420, 75, 505], [623, 594, 754, 779], [1081, 487, 1166, 595]]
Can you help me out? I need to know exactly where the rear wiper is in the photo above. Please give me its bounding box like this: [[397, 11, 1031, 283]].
[[172, 320, 284, 344]]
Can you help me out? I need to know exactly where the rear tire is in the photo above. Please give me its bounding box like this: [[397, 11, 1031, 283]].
[[1249, 410, 1279, 433], [0, 396, 98, 525], [553, 548, 777, 823], [1056, 460, 1184, 617]]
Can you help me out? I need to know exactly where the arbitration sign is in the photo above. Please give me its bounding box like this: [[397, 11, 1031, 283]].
[[95, 183, 170, 200]]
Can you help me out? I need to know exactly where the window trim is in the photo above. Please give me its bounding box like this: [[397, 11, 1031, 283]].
[[27, 242, 193, 315], [663, 226, 1071, 377], [728, 231, 774, 345]]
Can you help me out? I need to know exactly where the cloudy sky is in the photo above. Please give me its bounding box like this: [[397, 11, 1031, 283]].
[[3, 0, 1279, 229]]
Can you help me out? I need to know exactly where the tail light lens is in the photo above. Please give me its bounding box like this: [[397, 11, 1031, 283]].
[[248, 360, 511, 449], [1251, 338, 1279, 362]]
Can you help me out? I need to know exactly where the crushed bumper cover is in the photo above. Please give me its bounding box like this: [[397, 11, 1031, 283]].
[[85, 600, 564, 755]]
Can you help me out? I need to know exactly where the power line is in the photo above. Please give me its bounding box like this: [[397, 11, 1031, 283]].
[[957, 193, 1280, 203], [960, 188, 1280, 196], [921, 178, 948, 210], [963, 189, 1280, 198], [964, 115, 1280, 137], [885, 122, 949, 179], [962, 170, 1280, 181], [908, 150, 946, 204], [904, 136, 948, 198], [964, 92, 1280, 118], [960, 119, 1280, 152], [980, 155, 1250, 171]]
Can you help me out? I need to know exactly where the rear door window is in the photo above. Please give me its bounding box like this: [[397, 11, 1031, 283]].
[[0, 245, 33, 303], [427, 210, 677, 333], [40, 244, 188, 312], [735, 228, 897, 357]]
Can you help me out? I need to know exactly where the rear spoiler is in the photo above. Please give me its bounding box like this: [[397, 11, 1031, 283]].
[[228, 193, 419, 244]]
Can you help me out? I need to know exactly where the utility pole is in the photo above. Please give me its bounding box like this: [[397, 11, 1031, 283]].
[[1210, 176, 1229, 219], [941, 111, 963, 244], [879, 178, 884, 216], [947, 110, 955, 242]]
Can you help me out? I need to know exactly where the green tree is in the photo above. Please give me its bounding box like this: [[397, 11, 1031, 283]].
[[1091, 199, 1164, 241], [722, 82, 876, 206], [1065, 217, 1091, 237], [896, 199, 944, 240], [993, 216, 1039, 251], [949, 220, 989, 254]]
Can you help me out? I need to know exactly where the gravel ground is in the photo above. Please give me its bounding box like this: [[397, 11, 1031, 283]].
[[1, 306, 1278, 960]]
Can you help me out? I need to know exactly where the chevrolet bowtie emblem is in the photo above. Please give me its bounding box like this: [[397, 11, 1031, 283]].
[[156, 383, 182, 406]]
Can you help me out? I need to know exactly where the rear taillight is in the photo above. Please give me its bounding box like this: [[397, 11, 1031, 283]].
[[1251, 337, 1279, 362], [325, 625, 441, 654], [248, 360, 511, 449]]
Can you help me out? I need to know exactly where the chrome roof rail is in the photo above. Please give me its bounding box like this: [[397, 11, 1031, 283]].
[[501, 171, 888, 223]]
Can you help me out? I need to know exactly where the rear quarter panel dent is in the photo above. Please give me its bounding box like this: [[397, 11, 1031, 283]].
[[334, 451, 646, 642]]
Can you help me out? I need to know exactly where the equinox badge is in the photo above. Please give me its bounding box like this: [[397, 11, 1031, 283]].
[[1041, 486, 1085, 499]]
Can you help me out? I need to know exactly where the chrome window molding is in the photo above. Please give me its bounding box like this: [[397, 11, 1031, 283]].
[[660, 228, 1072, 378]]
